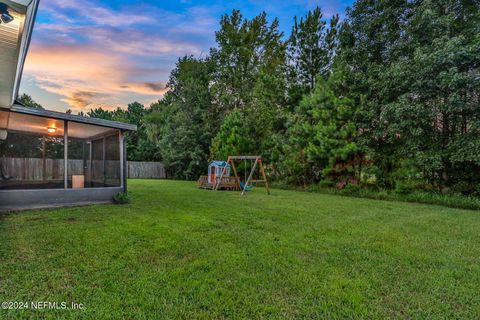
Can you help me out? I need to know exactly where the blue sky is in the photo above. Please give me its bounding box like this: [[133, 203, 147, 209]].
[[20, 0, 353, 112]]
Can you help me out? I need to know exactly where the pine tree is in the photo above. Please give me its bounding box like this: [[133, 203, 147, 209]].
[[287, 7, 339, 108], [286, 66, 358, 185], [210, 109, 252, 160]]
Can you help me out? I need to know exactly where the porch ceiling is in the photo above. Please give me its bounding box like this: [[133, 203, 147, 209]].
[[0, 110, 119, 139]]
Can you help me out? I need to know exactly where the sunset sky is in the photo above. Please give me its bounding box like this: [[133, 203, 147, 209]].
[[19, 0, 353, 113]]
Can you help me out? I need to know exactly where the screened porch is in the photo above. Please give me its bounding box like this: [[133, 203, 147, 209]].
[[0, 106, 134, 193]]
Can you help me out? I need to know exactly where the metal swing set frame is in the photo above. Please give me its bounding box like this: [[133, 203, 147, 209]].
[[214, 155, 270, 195]]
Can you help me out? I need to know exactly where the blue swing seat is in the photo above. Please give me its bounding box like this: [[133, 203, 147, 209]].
[[240, 182, 253, 191]]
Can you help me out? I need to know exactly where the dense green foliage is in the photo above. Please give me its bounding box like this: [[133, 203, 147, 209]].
[[339, 0, 480, 193], [17, 93, 44, 110], [285, 69, 360, 186], [27, 0, 479, 194], [145, 56, 216, 179], [210, 109, 252, 160], [1, 180, 479, 318]]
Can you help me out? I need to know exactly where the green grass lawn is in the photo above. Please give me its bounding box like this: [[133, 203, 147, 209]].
[[1, 180, 479, 319]]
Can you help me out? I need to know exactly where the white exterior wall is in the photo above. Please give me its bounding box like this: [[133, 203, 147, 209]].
[[0, 0, 39, 108]]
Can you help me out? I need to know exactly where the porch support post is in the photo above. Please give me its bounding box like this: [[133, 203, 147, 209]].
[[89, 140, 92, 187], [122, 131, 127, 193], [119, 130, 125, 192], [64, 120, 68, 189], [103, 136, 106, 186], [42, 135, 46, 182]]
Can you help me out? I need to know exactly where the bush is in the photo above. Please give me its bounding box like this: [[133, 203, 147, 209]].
[[450, 181, 471, 195], [113, 192, 131, 205], [400, 191, 480, 210], [395, 180, 416, 195], [298, 183, 480, 211], [339, 184, 361, 196], [318, 179, 334, 188], [305, 184, 320, 192], [270, 180, 302, 191]]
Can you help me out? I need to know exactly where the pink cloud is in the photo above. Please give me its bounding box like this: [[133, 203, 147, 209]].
[[23, 43, 168, 111], [20, 0, 221, 111]]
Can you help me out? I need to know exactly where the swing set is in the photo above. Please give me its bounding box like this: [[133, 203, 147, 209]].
[[197, 156, 270, 195], [216, 156, 270, 195]]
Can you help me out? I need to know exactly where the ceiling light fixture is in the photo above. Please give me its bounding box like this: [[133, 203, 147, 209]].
[[47, 127, 56, 134], [0, 3, 14, 24]]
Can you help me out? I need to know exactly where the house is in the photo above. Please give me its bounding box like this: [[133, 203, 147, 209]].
[[0, 0, 137, 210]]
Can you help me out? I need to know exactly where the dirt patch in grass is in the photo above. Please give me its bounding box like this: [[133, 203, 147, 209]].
[[64, 217, 79, 224]]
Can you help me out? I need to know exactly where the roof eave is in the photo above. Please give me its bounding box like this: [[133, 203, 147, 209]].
[[1, 0, 40, 109], [12, 0, 39, 108]]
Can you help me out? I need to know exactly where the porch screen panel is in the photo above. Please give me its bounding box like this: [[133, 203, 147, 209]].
[[87, 132, 120, 188], [67, 138, 91, 188], [91, 138, 104, 187], [0, 113, 65, 190], [105, 132, 120, 187]]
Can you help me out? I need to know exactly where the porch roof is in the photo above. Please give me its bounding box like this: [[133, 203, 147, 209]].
[[10, 105, 136, 130], [0, 105, 137, 139]]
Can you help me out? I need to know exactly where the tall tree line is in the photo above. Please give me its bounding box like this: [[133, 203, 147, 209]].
[[48, 0, 479, 193]]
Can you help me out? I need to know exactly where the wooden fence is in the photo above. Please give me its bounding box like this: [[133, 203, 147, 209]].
[[0, 157, 84, 180], [127, 161, 166, 179], [0, 158, 164, 180]]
